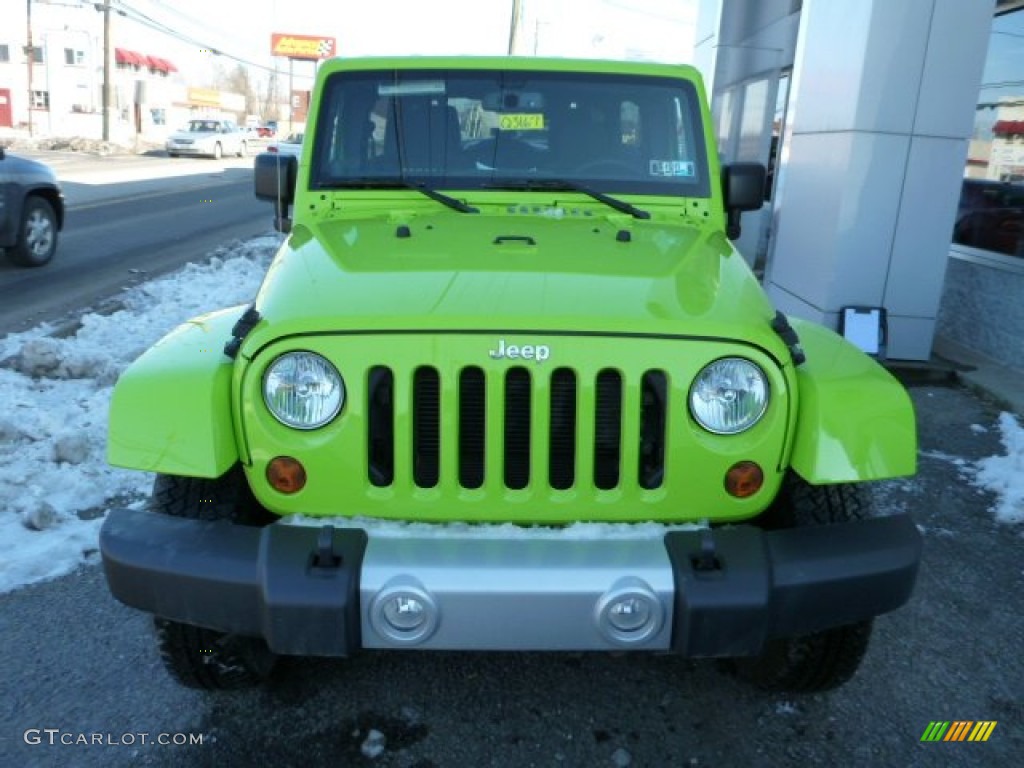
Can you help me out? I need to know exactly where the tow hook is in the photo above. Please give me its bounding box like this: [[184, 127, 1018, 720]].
[[312, 525, 342, 570]]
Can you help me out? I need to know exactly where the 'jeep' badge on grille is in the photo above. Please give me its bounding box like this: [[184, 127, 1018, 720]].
[[489, 339, 550, 363]]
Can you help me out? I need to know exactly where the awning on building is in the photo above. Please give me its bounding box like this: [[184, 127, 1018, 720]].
[[114, 48, 144, 66], [115, 49, 178, 73], [148, 56, 179, 74], [993, 120, 1024, 136]]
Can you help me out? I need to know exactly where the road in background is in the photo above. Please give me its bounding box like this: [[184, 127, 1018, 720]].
[[0, 153, 273, 334]]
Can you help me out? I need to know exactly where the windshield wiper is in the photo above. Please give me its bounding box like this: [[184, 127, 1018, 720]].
[[324, 178, 478, 213], [483, 179, 650, 220]]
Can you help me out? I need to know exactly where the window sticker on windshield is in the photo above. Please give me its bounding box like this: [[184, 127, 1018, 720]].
[[650, 159, 695, 177], [378, 81, 446, 95], [498, 113, 546, 131]]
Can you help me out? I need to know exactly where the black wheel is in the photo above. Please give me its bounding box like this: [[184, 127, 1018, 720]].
[[9, 196, 58, 267], [154, 618, 277, 690], [149, 468, 278, 689], [167, 152, 179, 158], [732, 476, 875, 693]]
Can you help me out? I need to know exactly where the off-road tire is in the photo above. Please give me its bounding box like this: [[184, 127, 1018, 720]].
[[154, 618, 277, 690], [149, 468, 278, 689], [733, 475, 875, 693]]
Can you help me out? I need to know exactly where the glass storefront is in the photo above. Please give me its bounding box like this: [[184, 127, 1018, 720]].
[[953, 6, 1024, 262]]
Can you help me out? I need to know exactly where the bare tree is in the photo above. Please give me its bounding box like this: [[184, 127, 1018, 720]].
[[219, 63, 259, 117]]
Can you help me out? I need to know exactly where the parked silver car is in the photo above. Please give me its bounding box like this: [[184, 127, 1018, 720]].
[[0, 146, 64, 267], [166, 119, 249, 159]]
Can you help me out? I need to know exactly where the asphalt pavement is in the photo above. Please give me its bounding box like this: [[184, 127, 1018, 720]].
[[0, 380, 1021, 768]]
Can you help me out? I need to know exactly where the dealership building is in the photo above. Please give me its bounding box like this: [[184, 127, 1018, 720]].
[[1, 0, 1021, 377]]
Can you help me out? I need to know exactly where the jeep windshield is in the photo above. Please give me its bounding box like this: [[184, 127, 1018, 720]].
[[309, 68, 711, 198]]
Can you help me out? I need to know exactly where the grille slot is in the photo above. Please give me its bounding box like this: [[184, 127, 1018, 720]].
[[593, 369, 623, 490], [367, 366, 394, 487], [503, 367, 532, 490], [459, 367, 486, 489], [548, 368, 577, 490], [639, 371, 667, 489], [413, 367, 440, 488], [366, 364, 665, 494]]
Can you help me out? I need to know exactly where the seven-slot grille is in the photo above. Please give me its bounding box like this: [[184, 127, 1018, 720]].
[[367, 365, 667, 492]]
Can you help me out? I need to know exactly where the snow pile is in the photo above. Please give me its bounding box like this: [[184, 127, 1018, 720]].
[[0, 236, 279, 594], [972, 412, 1024, 524], [0, 135, 153, 156]]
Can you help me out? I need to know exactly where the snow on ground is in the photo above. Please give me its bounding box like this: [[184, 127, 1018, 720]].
[[0, 236, 279, 594], [972, 412, 1024, 524], [1, 231, 1023, 594]]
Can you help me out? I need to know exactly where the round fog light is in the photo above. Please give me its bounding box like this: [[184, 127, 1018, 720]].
[[607, 597, 653, 634], [595, 578, 663, 646], [370, 578, 439, 645], [383, 596, 427, 632]]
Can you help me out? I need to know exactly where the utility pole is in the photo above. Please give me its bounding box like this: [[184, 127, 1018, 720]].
[[102, 0, 111, 141], [26, 0, 34, 137], [507, 0, 522, 55]]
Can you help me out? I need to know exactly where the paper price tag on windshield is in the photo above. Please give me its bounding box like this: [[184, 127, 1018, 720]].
[[499, 114, 546, 131]]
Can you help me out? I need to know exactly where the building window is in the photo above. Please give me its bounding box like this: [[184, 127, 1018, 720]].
[[0, 44, 10, 63], [953, 8, 1024, 262], [30, 46, 44, 64], [31, 90, 49, 110], [64, 48, 85, 66]]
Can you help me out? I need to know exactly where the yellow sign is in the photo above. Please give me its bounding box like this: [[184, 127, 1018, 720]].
[[271, 33, 336, 60], [498, 113, 545, 131], [186, 87, 220, 107]]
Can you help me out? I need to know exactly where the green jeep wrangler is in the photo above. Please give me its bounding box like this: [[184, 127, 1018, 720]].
[[100, 56, 921, 693]]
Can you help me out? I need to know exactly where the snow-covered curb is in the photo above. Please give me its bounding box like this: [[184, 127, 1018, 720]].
[[0, 236, 280, 594]]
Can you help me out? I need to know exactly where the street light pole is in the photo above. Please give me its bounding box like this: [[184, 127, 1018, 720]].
[[102, 0, 111, 141], [508, 0, 522, 55], [26, 0, 34, 137]]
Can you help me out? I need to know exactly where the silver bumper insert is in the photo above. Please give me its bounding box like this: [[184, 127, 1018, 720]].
[[360, 535, 675, 650]]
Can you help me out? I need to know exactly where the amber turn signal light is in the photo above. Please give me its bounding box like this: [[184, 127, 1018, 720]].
[[267, 456, 307, 493], [724, 461, 763, 498]]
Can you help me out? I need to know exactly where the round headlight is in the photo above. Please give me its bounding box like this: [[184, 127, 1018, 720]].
[[263, 351, 344, 429], [689, 358, 768, 434]]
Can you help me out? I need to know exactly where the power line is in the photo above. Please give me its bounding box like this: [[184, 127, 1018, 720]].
[[112, 0, 313, 80]]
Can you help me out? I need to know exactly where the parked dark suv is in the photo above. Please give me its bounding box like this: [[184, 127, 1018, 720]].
[[0, 146, 64, 267], [953, 178, 1024, 257]]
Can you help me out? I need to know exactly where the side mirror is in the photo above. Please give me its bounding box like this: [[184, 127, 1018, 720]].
[[722, 162, 766, 240], [254, 152, 298, 233]]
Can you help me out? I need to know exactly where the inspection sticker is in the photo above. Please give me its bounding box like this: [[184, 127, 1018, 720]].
[[650, 159, 695, 177], [498, 113, 546, 131]]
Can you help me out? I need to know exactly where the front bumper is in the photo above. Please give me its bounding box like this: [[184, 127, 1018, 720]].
[[100, 510, 921, 657], [166, 144, 210, 156]]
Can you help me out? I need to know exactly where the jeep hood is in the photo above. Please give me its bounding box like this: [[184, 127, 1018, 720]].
[[249, 213, 782, 352]]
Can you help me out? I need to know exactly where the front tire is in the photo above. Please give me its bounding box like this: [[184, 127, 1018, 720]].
[[732, 476, 875, 693], [149, 469, 278, 690], [9, 197, 58, 267]]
